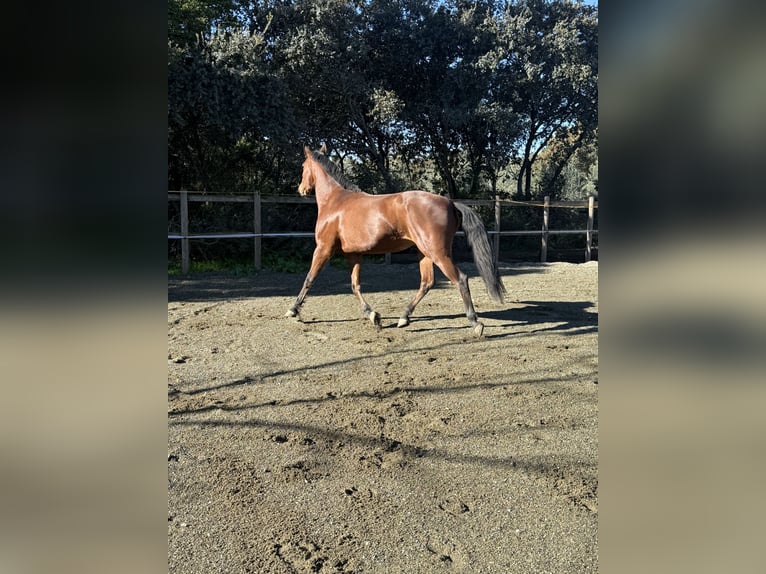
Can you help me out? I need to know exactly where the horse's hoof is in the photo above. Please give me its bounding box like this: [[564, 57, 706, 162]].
[[370, 311, 381, 328], [285, 308, 300, 320], [397, 317, 410, 328], [473, 322, 485, 337]]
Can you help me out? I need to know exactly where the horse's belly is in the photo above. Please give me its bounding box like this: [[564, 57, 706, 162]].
[[341, 236, 414, 254], [368, 237, 415, 254]]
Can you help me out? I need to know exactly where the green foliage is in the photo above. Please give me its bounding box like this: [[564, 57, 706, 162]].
[[168, 258, 256, 275], [169, 1, 237, 47], [262, 252, 311, 273]]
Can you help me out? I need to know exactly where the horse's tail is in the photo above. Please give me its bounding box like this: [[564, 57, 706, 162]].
[[454, 202, 506, 304]]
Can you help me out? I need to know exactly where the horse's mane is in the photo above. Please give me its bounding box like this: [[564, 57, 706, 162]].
[[309, 148, 362, 192]]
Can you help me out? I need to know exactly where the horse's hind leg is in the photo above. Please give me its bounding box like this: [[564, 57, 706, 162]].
[[433, 256, 484, 337], [347, 254, 380, 327], [398, 256, 435, 327]]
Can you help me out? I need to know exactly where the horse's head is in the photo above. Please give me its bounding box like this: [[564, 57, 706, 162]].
[[298, 146, 316, 196], [298, 144, 328, 196]]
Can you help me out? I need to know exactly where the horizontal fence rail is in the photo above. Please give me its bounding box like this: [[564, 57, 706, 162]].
[[168, 191, 598, 274]]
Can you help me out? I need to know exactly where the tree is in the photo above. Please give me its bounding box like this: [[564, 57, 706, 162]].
[[168, 0, 298, 192], [488, 0, 597, 199], [537, 127, 597, 199], [167, 0, 597, 198], [168, 0, 238, 47]]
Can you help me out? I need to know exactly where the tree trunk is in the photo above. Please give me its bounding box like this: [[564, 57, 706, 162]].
[[517, 116, 539, 200], [365, 138, 397, 194], [373, 154, 398, 193], [545, 131, 588, 194], [433, 140, 457, 198], [437, 156, 458, 198], [517, 157, 534, 200], [348, 100, 397, 193], [517, 143, 534, 200], [524, 158, 533, 200], [469, 162, 482, 197]]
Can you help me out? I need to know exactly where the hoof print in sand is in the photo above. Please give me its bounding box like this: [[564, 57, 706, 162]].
[[274, 539, 327, 573], [438, 498, 470, 516]]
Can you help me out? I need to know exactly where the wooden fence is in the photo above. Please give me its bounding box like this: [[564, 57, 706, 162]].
[[168, 192, 597, 274]]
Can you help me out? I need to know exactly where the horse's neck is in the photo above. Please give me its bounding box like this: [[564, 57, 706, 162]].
[[314, 170, 348, 206]]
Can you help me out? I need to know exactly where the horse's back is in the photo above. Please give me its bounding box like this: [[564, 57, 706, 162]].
[[353, 190, 454, 228], [329, 190, 457, 255]]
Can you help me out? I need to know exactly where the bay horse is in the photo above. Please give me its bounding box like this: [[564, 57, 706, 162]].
[[285, 145, 506, 336]]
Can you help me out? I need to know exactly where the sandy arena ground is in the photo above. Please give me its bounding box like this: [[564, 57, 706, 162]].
[[168, 261, 598, 573]]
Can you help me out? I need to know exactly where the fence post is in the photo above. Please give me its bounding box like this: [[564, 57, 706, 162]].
[[180, 190, 190, 274], [253, 190, 262, 270], [541, 195, 549, 263], [585, 195, 594, 262], [493, 195, 501, 265]]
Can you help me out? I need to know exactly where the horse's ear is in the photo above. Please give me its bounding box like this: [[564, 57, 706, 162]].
[[319, 143, 327, 154], [303, 146, 311, 158]]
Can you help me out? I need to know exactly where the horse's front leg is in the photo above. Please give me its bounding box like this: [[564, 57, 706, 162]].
[[285, 244, 332, 320], [347, 254, 380, 328]]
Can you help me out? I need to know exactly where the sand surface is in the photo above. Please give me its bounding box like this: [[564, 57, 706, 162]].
[[168, 261, 598, 573]]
